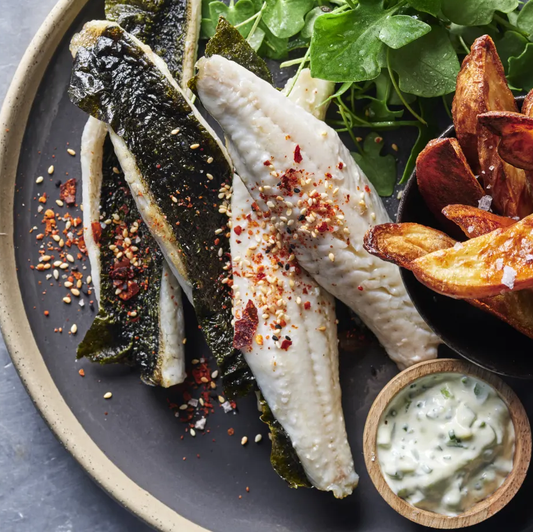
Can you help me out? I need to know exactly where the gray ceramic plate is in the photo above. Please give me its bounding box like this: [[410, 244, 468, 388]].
[[2, 1, 533, 531]]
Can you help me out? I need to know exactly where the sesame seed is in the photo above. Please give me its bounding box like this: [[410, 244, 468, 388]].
[[67, 148, 76, 156], [182, 338, 187, 345], [71, 288, 80, 297], [171, 195, 178, 203], [64, 281, 73, 288], [318, 326, 327, 331], [103, 392, 113, 399], [56, 199, 64, 207], [241, 436, 248, 446], [70, 324, 78, 334], [36, 176, 44, 184], [53, 270, 59, 280], [112, 167, 120, 174], [190, 143, 200, 150], [207, 156, 214, 164], [218, 395, 225, 403], [329, 253, 335, 262], [171, 128, 180, 135], [48, 165, 54, 175], [59, 263, 69, 270], [63, 296, 71, 304], [179, 404, 188, 410], [255, 434, 262, 443], [66, 254, 75, 263], [130, 310, 137, 317], [211, 370, 219, 379], [206, 173, 214, 180], [190, 428, 196, 437]]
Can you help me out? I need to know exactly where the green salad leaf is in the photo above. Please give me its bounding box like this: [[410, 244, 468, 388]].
[[209, 0, 257, 36], [378, 15, 431, 49], [441, 0, 518, 27], [406, 0, 442, 17], [496, 31, 528, 72], [517, 1, 533, 39], [508, 43, 533, 91], [390, 26, 460, 97], [263, 0, 315, 39], [352, 133, 397, 197]]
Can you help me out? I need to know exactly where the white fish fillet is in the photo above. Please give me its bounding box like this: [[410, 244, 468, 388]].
[[80, 116, 186, 386], [231, 177, 357, 497], [197, 55, 440, 369]]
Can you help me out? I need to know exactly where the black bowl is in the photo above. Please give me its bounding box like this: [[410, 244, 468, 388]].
[[397, 122, 533, 379]]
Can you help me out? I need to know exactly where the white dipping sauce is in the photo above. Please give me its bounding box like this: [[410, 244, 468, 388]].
[[377, 373, 515, 516]]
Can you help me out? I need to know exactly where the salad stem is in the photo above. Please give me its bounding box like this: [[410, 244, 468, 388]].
[[386, 49, 427, 126], [285, 47, 311, 97], [493, 14, 529, 37], [245, 1, 266, 43]]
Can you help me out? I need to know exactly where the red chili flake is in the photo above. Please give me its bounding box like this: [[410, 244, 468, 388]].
[[279, 168, 300, 195], [263, 160, 272, 166], [294, 145, 302, 164], [317, 222, 329, 233], [44, 310, 49, 317], [228, 428, 235, 436], [337, 162, 344, 170], [234, 225, 243, 236], [364, 185, 371, 193], [234, 300, 258, 351], [304, 301, 311, 310], [91, 222, 102, 244], [357, 285, 364, 291], [38, 194, 47, 204], [280, 339, 292, 351], [60, 178, 77, 206], [118, 280, 140, 301], [78, 369, 85, 377], [110, 259, 134, 280]]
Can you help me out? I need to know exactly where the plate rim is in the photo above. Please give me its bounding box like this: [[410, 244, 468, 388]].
[[0, 1, 206, 530]]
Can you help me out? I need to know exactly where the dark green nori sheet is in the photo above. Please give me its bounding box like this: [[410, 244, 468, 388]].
[[69, 23, 253, 397], [77, 137, 166, 385], [105, 0, 191, 83]]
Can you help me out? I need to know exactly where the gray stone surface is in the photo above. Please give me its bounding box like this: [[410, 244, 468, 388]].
[[0, 1, 151, 530]]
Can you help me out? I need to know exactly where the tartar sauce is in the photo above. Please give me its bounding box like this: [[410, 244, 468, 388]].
[[377, 373, 515, 516]]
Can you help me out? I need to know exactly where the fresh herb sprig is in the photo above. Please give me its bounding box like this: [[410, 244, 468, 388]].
[[202, 0, 533, 196]]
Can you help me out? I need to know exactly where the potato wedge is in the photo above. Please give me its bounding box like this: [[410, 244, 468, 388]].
[[411, 214, 533, 298], [478, 111, 533, 171], [452, 35, 533, 218], [522, 89, 533, 117], [441, 204, 515, 238], [364, 222, 533, 339], [416, 138, 484, 234], [363, 223, 455, 268]]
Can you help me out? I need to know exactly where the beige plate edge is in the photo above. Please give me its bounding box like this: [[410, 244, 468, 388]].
[[0, 1, 206, 531]]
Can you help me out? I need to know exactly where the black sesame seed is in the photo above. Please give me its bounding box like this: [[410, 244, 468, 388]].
[[89, 303, 95, 312], [285, 336, 291, 341], [286, 228, 292, 234], [277, 182, 282, 187], [294, 188, 300, 193], [285, 264, 290, 271], [272, 335, 279, 342], [277, 262, 283, 268], [55, 180, 62, 187], [275, 324, 282, 329], [298, 215, 305, 221]]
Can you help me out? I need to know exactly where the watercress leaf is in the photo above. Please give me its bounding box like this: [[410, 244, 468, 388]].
[[378, 15, 431, 49], [248, 26, 266, 51], [352, 133, 397, 197], [405, 0, 441, 16], [258, 22, 289, 59], [441, 0, 518, 27], [508, 43, 533, 91], [310, 2, 389, 82], [390, 26, 460, 97], [301, 6, 325, 39], [263, 0, 315, 39], [201, 0, 218, 38], [517, 1, 533, 38], [496, 31, 528, 73], [366, 72, 404, 120], [209, 0, 257, 36]]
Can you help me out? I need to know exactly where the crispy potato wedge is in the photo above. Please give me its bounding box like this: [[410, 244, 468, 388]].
[[478, 111, 533, 171], [364, 222, 533, 338], [441, 204, 515, 238], [452, 35, 517, 173], [416, 138, 484, 235], [452, 35, 533, 218], [523, 89, 533, 117], [411, 214, 533, 298], [363, 223, 455, 268]]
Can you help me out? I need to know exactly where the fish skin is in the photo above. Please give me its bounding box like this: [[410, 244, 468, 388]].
[[231, 176, 358, 497], [197, 55, 440, 369], [80, 117, 186, 386]]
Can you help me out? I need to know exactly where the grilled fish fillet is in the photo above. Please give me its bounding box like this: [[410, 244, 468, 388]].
[[80, 116, 186, 386], [197, 55, 440, 369]]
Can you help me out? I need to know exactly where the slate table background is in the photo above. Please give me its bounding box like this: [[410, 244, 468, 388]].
[[0, 1, 151, 530]]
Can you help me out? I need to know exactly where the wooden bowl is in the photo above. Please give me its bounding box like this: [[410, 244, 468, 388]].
[[363, 358, 531, 529]]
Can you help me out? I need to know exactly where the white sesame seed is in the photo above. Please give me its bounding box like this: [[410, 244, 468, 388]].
[[67, 148, 76, 156], [59, 263, 69, 270], [112, 167, 121, 175], [329, 253, 335, 262], [206, 173, 214, 180], [207, 156, 214, 164], [56, 200, 64, 207], [70, 324, 78, 334], [211, 370, 219, 379], [64, 281, 73, 288], [71, 288, 80, 297], [241, 436, 248, 446], [254, 434, 262, 443], [171, 128, 180, 135], [190, 143, 200, 150], [48, 165, 54, 175], [103, 392, 113, 399], [36, 176, 44, 184], [190, 428, 196, 437], [53, 270, 59, 280], [218, 395, 225, 403], [218, 247, 223, 257], [63, 296, 71, 304], [66, 254, 75, 263]]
